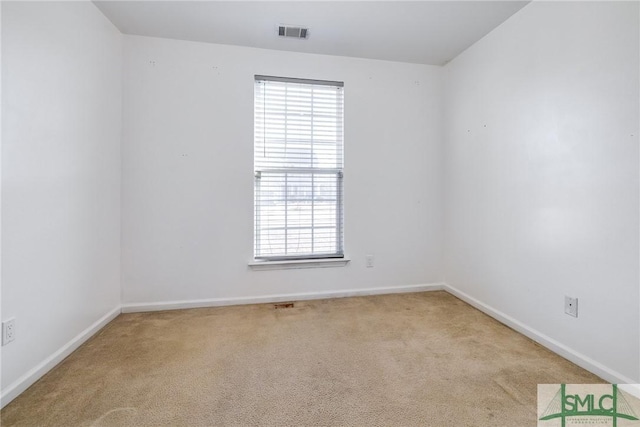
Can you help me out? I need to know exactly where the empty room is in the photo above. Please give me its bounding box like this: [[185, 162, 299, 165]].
[[1, 0, 639, 426]]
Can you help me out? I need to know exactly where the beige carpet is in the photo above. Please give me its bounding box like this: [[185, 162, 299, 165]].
[[2, 291, 602, 426]]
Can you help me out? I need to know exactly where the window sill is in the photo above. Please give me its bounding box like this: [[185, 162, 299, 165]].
[[248, 258, 351, 271]]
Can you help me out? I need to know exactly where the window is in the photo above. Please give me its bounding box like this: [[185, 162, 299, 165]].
[[254, 75, 344, 261]]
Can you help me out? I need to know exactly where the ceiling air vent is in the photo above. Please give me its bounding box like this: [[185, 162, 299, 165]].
[[278, 25, 309, 39]]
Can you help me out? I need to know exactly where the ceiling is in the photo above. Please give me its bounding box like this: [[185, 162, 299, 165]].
[[94, 1, 529, 66]]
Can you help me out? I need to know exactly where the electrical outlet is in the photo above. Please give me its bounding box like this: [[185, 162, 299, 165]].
[[565, 296, 578, 318], [365, 254, 374, 268], [2, 318, 16, 345]]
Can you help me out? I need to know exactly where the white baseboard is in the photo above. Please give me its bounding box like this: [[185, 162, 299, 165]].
[[444, 283, 637, 385], [1, 284, 442, 408], [2, 283, 634, 410], [0, 306, 121, 409], [121, 282, 445, 313], [619, 384, 640, 399]]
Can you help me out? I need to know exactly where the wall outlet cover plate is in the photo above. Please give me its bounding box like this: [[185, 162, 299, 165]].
[[564, 296, 578, 318]]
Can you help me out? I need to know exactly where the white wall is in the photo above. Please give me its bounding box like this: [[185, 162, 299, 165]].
[[121, 36, 443, 305], [1, 1, 122, 398], [444, 1, 639, 382]]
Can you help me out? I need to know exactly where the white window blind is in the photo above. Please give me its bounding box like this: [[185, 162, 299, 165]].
[[254, 75, 344, 260]]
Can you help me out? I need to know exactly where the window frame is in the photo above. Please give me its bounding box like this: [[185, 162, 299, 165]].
[[253, 75, 345, 263]]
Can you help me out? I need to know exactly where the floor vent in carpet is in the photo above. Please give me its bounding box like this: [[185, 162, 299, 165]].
[[274, 302, 295, 309]]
